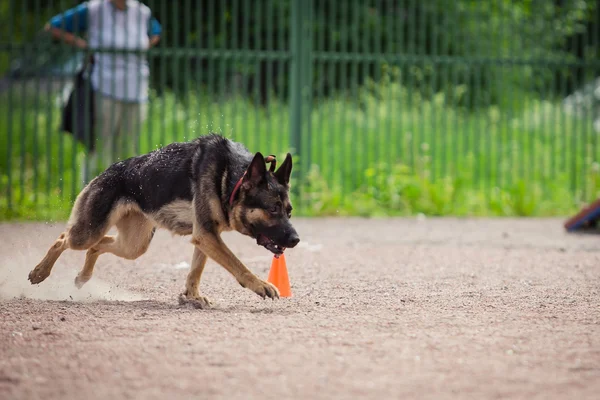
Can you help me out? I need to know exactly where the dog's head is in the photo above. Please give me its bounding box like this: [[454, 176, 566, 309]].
[[230, 152, 300, 255]]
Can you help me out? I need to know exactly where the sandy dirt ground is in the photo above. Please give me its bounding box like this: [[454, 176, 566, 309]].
[[1, 218, 599, 400]]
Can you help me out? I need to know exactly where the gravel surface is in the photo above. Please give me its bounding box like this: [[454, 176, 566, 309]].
[[1, 218, 599, 400]]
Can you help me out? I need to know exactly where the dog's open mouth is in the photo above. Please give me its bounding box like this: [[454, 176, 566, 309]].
[[257, 234, 285, 255]]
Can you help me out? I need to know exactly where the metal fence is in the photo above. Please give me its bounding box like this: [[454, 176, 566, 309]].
[[1, 0, 600, 219]]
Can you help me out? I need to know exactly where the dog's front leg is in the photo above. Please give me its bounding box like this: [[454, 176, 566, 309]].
[[179, 247, 212, 309], [191, 233, 279, 300]]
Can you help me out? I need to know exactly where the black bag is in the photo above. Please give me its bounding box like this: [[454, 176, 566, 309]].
[[61, 55, 96, 152]]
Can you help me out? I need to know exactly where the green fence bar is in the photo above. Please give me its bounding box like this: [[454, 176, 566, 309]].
[[351, 0, 360, 187], [338, 0, 348, 195], [19, 0, 27, 205], [289, 0, 302, 173]]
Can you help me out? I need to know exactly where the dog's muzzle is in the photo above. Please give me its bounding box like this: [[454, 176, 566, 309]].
[[256, 232, 300, 255]]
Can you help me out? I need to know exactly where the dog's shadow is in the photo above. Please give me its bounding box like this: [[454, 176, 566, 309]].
[[32, 297, 296, 316]]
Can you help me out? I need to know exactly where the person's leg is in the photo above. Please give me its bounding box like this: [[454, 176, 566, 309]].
[[82, 93, 108, 183], [93, 92, 122, 172], [81, 92, 107, 184], [121, 100, 148, 159]]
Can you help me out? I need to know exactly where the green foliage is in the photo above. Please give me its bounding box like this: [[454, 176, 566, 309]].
[[1, 64, 597, 221], [298, 163, 583, 218]]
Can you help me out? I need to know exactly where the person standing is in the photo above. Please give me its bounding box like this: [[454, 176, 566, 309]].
[[46, 0, 162, 180]]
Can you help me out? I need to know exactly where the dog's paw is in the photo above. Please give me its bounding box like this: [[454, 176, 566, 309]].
[[28, 266, 50, 285], [178, 292, 212, 309], [74, 274, 91, 289], [249, 279, 280, 300]]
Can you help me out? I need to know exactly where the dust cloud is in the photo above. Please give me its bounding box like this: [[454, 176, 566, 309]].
[[0, 253, 146, 302]]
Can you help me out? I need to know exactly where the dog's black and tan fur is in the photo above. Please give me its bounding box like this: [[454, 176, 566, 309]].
[[28, 134, 300, 307]]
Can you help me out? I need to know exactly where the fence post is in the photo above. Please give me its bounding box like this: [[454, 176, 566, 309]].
[[289, 0, 303, 197], [302, 0, 313, 183]]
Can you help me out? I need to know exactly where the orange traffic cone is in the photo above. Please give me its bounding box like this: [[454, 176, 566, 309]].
[[267, 253, 292, 297]]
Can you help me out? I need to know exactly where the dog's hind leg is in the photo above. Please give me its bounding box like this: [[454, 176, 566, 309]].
[[28, 232, 69, 284], [179, 247, 211, 309], [74, 236, 116, 288], [29, 223, 111, 285], [74, 212, 155, 288], [29, 183, 114, 285]]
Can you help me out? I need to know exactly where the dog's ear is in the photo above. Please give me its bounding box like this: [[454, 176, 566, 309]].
[[243, 152, 267, 188], [274, 153, 293, 186]]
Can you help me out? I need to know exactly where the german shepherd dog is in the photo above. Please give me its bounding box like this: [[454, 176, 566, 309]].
[[28, 134, 300, 308]]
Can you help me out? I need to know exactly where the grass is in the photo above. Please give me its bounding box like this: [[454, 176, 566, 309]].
[[1, 67, 599, 221]]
